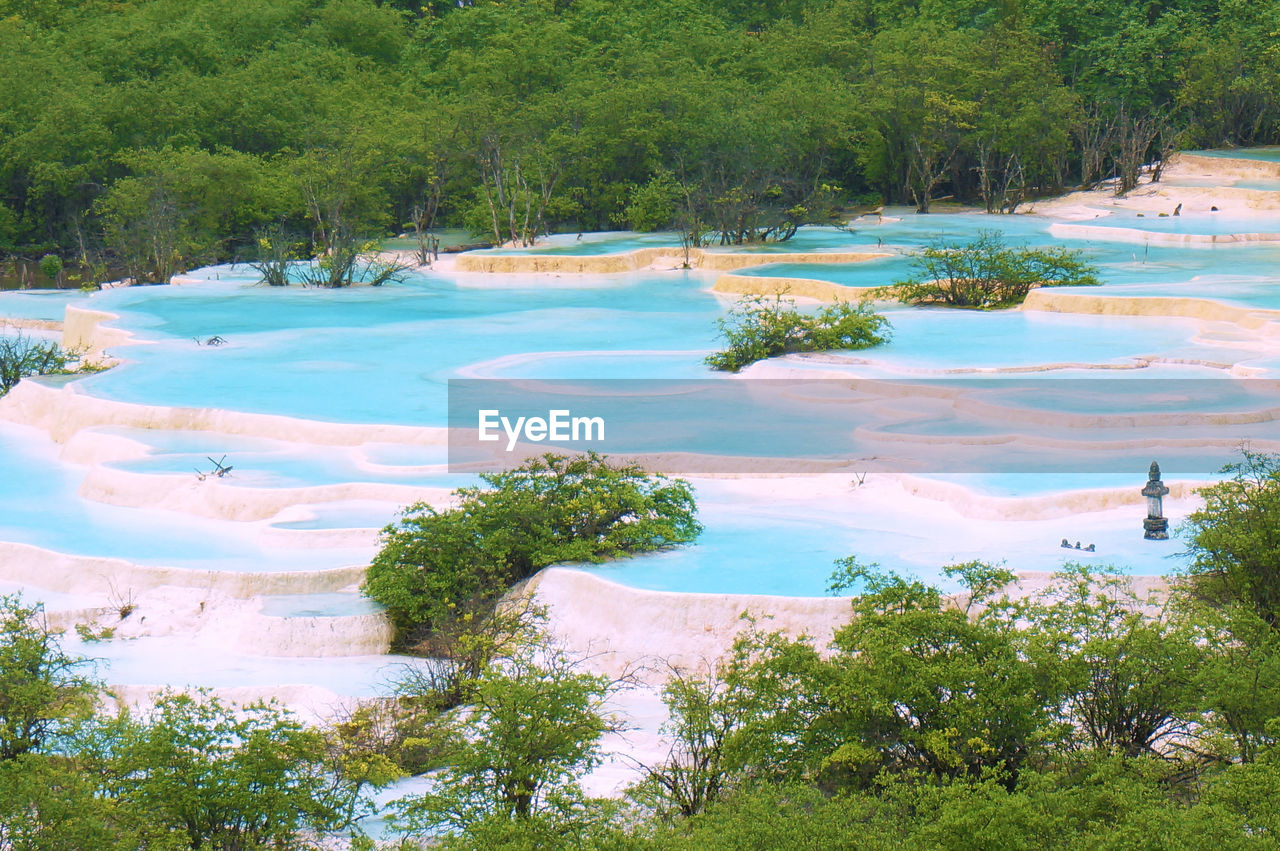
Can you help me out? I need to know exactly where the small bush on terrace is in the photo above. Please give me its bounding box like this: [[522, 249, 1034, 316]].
[[886, 230, 1099, 309], [0, 332, 74, 395], [705, 294, 891, 372]]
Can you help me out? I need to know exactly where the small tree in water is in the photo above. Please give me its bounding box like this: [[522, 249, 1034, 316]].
[[705, 294, 891, 372], [886, 230, 1098, 309], [0, 332, 74, 395]]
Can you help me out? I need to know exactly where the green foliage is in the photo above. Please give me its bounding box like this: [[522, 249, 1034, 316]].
[[363, 453, 700, 644], [389, 644, 618, 844], [37, 253, 62, 283], [0, 752, 184, 851], [705, 294, 891, 372], [624, 170, 682, 233], [107, 691, 376, 848], [4, 0, 1275, 265], [887, 230, 1100, 308], [0, 594, 98, 762], [821, 562, 1051, 785], [1020, 565, 1202, 757], [636, 619, 827, 818], [653, 755, 1280, 850], [1185, 600, 1280, 763], [0, 331, 75, 394], [1185, 449, 1280, 627]]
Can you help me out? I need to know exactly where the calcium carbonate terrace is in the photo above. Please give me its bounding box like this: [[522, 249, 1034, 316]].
[[1, 149, 1277, 716]]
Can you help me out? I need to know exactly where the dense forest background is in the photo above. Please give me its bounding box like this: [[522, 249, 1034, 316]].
[[1, 0, 1278, 279]]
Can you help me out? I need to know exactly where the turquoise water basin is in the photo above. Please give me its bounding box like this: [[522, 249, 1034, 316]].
[[0, 422, 373, 571], [1186, 147, 1280, 163], [75, 274, 724, 421], [0, 289, 87, 321], [574, 477, 1189, 595]]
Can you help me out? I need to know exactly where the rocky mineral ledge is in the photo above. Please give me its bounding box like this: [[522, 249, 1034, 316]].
[[455, 246, 889, 274]]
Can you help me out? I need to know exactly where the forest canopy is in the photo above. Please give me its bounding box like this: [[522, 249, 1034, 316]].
[[2, 0, 1278, 279]]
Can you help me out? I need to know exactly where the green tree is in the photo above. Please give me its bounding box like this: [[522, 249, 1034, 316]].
[[363, 453, 701, 644], [0, 332, 75, 395], [1184, 449, 1280, 627], [819, 561, 1053, 786], [705, 294, 891, 372], [0, 751, 187, 851], [0, 594, 97, 761], [887, 230, 1099, 309], [107, 691, 376, 849], [1021, 566, 1203, 757], [856, 25, 980, 213], [636, 620, 828, 818], [1186, 601, 1280, 763], [389, 645, 619, 845]]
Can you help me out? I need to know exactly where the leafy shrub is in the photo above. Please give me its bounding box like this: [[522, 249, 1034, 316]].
[[705, 294, 891, 372], [363, 453, 701, 645], [1185, 449, 1280, 627], [107, 691, 375, 846], [0, 331, 74, 394], [886, 230, 1099, 308], [624, 169, 682, 232]]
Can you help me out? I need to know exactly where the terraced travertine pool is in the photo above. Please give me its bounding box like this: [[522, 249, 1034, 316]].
[[0, 154, 1278, 807]]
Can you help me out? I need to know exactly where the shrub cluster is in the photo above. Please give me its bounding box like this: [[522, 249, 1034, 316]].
[[362, 453, 701, 645], [706, 295, 892, 372], [888, 230, 1099, 308]]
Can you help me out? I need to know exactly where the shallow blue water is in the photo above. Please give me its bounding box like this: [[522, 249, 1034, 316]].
[[574, 478, 1189, 595], [77, 274, 724, 422], [0, 207, 1267, 593], [1187, 147, 1280, 163], [0, 421, 372, 571], [0, 289, 88, 321]]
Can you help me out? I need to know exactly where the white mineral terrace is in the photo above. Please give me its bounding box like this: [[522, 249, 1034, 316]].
[[1, 149, 1278, 798]]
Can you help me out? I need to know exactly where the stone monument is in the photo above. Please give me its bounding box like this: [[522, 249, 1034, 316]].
[[1142, 460, 1170, 540]]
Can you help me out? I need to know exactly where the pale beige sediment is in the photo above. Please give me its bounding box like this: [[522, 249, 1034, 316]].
[[1168, 152, 1280, 181], [257, 525, 382, 549], [230, 611, 392, 656], [1030, 153, 1280, 218], [1, 318, 62, 333], [0, 379, 448, 447], [63, 305, 135, 358], [76, 464, 450, 523], [526, 567, 855, 680], [104, 684, 358, 725], [49, 595, 391, 658], [528, 566, 1173, 681], [712, 273, 885, 303], [697, 251, 889, 271], [897, 475, 1202, 521], [857, 426, 1280, 464], [455, 247, 889, 274], [1050, 222, 1280, 244], [1022, 289, 1280, 332], [0, 540, 367, 598]]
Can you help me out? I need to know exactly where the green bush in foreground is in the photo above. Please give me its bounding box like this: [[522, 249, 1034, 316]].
[[886, 230, 1099, 309], [705, 295, 891, 372], [363, 453, 701, 646], [0, 332, 75, 395]]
